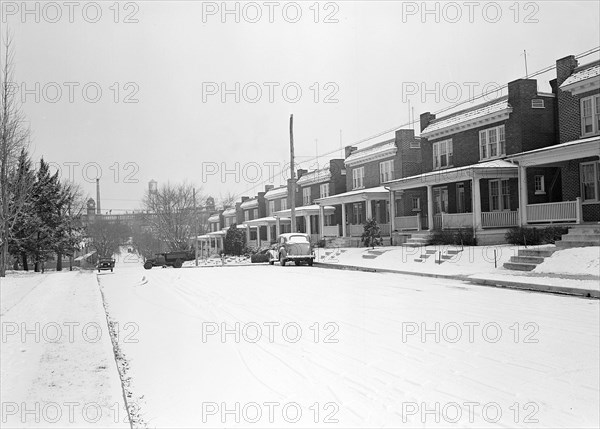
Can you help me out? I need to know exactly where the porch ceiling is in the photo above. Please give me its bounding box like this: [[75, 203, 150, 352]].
[[315, 186, 389, 205], [508, 136, 600, 166], [387, 160, 518, 190]]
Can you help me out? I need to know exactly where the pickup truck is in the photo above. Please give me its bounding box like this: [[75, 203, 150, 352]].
[[143, 251, 195, 269]]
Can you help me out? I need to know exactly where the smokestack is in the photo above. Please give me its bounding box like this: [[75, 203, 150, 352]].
[[96, 178, 101, 214]]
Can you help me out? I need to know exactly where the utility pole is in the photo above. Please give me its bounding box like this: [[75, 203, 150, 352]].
[[522, 49, 529, 78], [289, 114, 296, 232], [193, 188, 198, 266]]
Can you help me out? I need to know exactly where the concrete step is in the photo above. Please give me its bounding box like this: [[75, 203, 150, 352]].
[[447, 249, 462, 255], [561, 234, 600, 243], [503, 262, 537, 271], [414, 258, 424, 263], [419, 254, 431, 259], [510, 256, 545, 264], [568, 226, 600, 234], [555, 240, 600, 249], [362, 254, 378, 259], [441, 254, 455, 260], [518, 249, 556, 257], [425, 250, 437, 254]]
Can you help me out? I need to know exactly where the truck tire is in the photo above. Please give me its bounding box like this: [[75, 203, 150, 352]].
[[295, 260, 300, 266], [144, 261, 153, 270], [308, 259, 313, 266], [174, 259, 183, 268]]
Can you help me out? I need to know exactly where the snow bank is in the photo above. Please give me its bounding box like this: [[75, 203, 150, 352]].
[[534, 247, 600, 276]]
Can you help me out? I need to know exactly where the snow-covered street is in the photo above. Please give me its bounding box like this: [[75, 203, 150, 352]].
[[98, 259, 599, 428]]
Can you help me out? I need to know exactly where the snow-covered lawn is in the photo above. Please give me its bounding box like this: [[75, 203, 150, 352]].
[[0, 271, 129, 428], [99, 262, 599, 428], [534, 246, 600, 276]]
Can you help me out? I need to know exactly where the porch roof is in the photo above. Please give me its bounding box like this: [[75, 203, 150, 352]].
[[315, 186, 390, 205], [386, 160, 518, 190], [507, 136, 600, 165], [274, 204, 336, 217], [207, 230, 226, 237], [243, 216, 291, 227]]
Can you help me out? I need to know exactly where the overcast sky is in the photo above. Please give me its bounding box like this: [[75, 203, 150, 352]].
[[3, 1, 599, 212]]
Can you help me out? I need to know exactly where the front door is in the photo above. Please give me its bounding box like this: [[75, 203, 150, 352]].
[[433, 187, 449, 214]]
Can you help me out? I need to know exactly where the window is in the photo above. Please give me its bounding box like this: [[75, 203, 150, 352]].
[[581, 95, 600, 136], [253, 208, 258, 219], [410, 139, 421, 149], [352, 167, 364, 189], [433, 139, 453, 169], [225, 217, 231, 227], [411, 196, 421, 211], [433, 187, 448, 214], [581, 161, 600, 201], [268, 200, 275, 216], [489, 179, 511, 211], [244, 211, 250, 221], [479, 125, 506, 160], [320, 183, 330, 198], [280, 198, 287, 211], [303, 187, 311, 205], [352, 202, 363, 224], [534, 175, 545, 194], [531, 99, 545, 109], [379, 160, 394, 183], [456, 183, 466, 213]]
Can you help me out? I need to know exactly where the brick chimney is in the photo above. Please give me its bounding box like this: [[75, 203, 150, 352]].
[[420, 112, 436, 132], [265, 184, 274, 192], [556, 55, 578, 87], [344, 146, 357, 158], [297, 169, 307, 179]]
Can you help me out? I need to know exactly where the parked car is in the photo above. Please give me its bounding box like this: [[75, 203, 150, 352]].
[[143, 251, 194, 269], [269, 233, 315, 266], [97, 257, 115, 272]]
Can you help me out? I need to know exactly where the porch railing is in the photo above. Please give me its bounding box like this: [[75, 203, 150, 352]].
[[433, 213, 473, 230], [526, 199, 580, 223], [322, 225, 340, 237], [482, 210, 519, 228], [395, 215, 419, 230], [348, 224, 364, 236], [379, 223, 391, 235]]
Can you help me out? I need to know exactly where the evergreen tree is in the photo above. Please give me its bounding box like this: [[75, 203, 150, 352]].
[[224, 223, 246, 256], [361, 218, 382, 249]]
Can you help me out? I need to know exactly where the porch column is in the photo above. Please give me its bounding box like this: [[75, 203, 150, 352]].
[[305, 215, 311, 234], [518, 163, 528, 226], [365, 199, 373, 221], [245, 225, 250, 245], [267, 223, 272, 243], [426, 185, 434, 231], [389, 190, 396, 232], [275, 217, 281, 236], [341, 203, 347, 237], [220, 237, 224, 251], [319, 205, 325, 239], [472, 175, 482, 230], [256, 226, 261, 247]]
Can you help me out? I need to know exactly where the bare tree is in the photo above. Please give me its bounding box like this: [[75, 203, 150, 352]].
[[142, 182, 202, 251], [0, 31, 30, 276], [85, 218, 131, 259], [219, 192, 238, 210]]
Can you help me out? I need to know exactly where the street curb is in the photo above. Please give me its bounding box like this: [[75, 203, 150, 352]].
[[313, 262, 599, 299]]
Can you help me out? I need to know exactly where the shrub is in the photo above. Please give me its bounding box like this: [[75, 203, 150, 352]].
[[250, 253, 270, 263], [505, 226, 568, 245], [428, 228, 477, 246], [361, 219, 383, 248]]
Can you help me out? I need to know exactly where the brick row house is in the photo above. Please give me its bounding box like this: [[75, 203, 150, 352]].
[[509, 56, 600, 225], [315, 129, 421, 245], [195, 54, 598, 252], [386, 78, 558, 244]]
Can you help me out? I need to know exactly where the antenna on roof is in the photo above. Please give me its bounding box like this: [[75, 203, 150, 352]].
[[522, 49, 529, 78]]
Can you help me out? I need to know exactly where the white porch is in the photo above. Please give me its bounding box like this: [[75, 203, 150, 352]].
[[242, 216, 291, 249], [274, 204, 335, 240]]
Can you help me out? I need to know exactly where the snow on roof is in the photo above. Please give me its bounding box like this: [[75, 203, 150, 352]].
[[560, 63, 600, 88], [222, 208, 236, 217], [240, 199, 258, 209], [422, 98, 511, 137], [264, 186, 287, 200], [508, 135, 600, 160], [207, 214, 220, 222], [345, 139, 396, 166], [297, 165, 331, 186], [316, 186, 390, 202]]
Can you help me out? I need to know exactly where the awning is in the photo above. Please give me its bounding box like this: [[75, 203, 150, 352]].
[[274, 205, 335, 217]]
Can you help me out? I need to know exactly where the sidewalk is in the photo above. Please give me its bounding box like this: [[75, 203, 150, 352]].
[[313, 245, 600, 298], [0, 271, 129, 428]]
